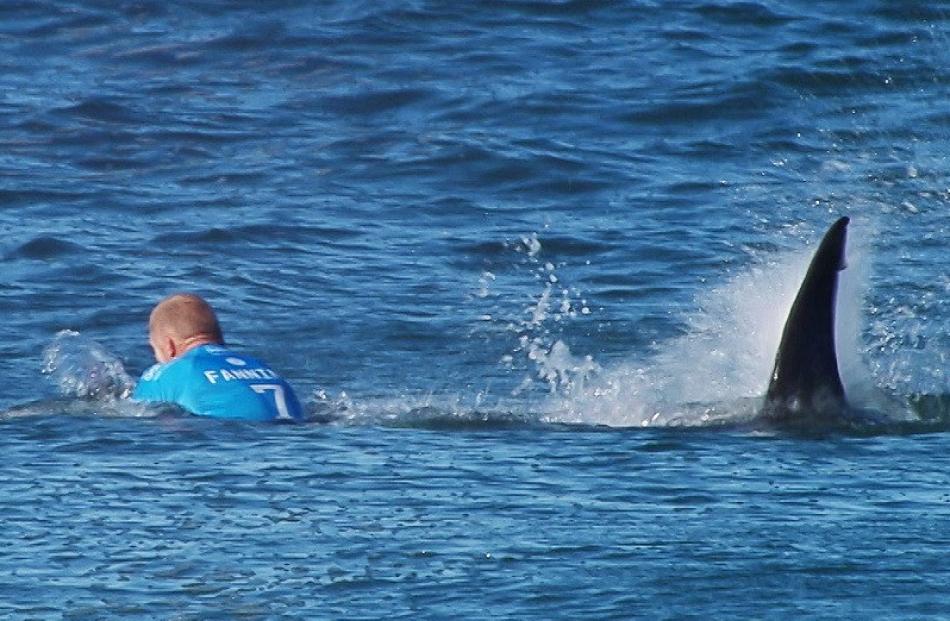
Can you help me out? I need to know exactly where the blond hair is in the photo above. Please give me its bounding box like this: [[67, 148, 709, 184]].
[[149, 293, 223, 343]]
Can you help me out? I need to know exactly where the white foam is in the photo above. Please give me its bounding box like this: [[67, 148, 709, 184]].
[[42, 330, 135, 401], [543, 221, 880, 427]]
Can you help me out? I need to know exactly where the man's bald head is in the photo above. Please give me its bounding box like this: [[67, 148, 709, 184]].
[[148, 293, 223, 362]]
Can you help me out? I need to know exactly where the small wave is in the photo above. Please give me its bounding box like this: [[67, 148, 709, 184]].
[[143, 128, 252, 145], [323, 87, 433, 116], [620, 82, 779, 126], [113, 44, 203, 67], [76, 156, 153, 172], [56, 98, 140, 124], [6, 236, 86, 260], [763, 65, 893, 95], [22, 12, 110, 38], [177, 171, 270, 186], [695, 2, 794, 27], [480, 0, 624, 19], [0, 188, 89, 208], [206, 20, 290, 52], [872, 4, 950, 22], [151, 223, 360, 246]]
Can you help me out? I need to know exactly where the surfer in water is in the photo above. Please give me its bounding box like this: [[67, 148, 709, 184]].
[[132, 293, 304, 421]]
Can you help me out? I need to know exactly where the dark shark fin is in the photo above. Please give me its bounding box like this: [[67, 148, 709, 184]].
[[763, 217, 850, 419]]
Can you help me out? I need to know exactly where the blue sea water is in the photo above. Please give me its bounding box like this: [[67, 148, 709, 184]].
[[0, 0, 948, 618]]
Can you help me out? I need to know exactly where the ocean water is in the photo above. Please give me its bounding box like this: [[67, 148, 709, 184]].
[[0, 0, 948, 618]]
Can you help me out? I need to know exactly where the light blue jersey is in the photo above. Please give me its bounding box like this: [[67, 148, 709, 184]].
[[132, 344, 304, 421]]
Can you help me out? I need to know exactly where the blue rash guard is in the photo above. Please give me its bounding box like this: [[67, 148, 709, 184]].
[[132, 344, 304, 421]]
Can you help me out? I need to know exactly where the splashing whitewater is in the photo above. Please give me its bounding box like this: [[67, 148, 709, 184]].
[[42, 330, 135, 400], [543, 221, 887, 427]]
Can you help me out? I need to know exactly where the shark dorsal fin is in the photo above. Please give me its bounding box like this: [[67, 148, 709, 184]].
[[764, 217, 850, 417]]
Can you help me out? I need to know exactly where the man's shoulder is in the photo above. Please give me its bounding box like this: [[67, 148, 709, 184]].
[[140, 362, 164, 383], [139, 357, 190, 385], [133, 358, 188, 401]]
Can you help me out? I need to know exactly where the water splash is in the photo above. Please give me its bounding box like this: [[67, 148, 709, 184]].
[[309, 221, 940, 432], [865, 265, 949, 402], [42, 330, 135, 401], [545, 221, 884, 427], [478, 233, 597, 396]]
